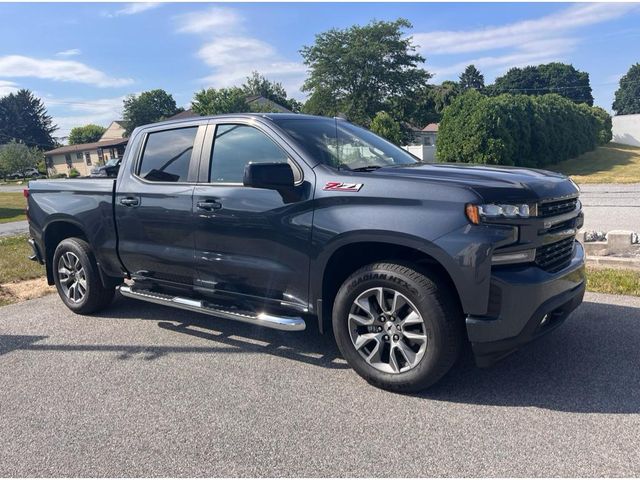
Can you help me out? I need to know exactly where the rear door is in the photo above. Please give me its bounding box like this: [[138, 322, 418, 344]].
[[115, 121, 206, 287], [192, 118, 315, 312]]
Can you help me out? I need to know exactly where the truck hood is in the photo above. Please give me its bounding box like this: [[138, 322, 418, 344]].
[[376, 163, 579, 203]]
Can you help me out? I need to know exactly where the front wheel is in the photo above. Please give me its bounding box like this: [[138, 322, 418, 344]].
[[53, 237, 115, 314], [332, 262, 462, 392]]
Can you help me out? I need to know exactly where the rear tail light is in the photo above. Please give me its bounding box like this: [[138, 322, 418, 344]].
[[23, 188, 29, 198]]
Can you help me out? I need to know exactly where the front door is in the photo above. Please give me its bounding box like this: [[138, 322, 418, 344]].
[[192, 121, 315, 312], [115, 123, 205, 286]]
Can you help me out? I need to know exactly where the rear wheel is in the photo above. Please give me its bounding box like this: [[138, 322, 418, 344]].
[[53, 237, 115, 314], [332, 262, 462, 392]]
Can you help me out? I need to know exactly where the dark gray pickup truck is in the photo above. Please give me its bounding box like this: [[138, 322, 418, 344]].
[[26, 113, 585, 391]]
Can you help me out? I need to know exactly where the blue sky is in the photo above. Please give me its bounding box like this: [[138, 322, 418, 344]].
[[1, 2, 639, 138]]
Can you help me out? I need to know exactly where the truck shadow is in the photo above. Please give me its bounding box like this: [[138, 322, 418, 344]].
[[422, 300, 640, 414]]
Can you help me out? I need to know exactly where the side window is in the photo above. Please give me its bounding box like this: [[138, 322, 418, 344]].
[[138, 127, 198, 182], [209, 124, 290, 183]]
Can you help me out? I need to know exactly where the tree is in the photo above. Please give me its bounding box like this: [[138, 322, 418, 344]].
[[242, 71, 301, 112], [370, 111, 404, 145], [0, 140, 42, 179], [430, 81, 461, 113], [300, 18, 431, 126], [490, 63, 593, 105], [0, 89, 57, 149], [459, 65, 484, 91], [191, 87, 249, 116], [68, 124, 107, 145], [613, 63, 640, 115], [122, 89, 181, 136]]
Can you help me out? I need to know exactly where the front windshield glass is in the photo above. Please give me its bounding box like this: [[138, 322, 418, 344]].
[[273, 117, 419, 170]]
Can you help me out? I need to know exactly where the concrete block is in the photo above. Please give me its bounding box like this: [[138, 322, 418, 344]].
[[606, 230, 634, 254]]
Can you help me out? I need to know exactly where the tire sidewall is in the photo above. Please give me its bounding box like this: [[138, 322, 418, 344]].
[[53, 238, 98, 313], [332, 264, 451, 390]]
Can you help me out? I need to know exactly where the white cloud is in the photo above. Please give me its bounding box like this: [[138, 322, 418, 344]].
[[0, 55, 133, 88], [0, 80, 19, 97], [104, 2, 160, 18], [415, 3, 639, 84], [56, 49, 81, 57], [413, 3, 638, 56], [175, 7, 242, 34], [178, 8, 307, 98], [44, 95, 126, 137]]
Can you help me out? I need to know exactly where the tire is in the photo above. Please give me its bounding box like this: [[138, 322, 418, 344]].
[[52, 237, 115, 314], [332, 262, 462, 393]]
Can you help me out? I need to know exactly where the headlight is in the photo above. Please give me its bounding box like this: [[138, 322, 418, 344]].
[[465, 203, 534, 224]]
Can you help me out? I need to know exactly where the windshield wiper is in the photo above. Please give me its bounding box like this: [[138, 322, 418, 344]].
[[350, 166, 383, 172]]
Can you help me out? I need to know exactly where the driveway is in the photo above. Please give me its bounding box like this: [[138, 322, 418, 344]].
[[0, 220, 28, 237], [579, 183, 640, 232], [0, 292, 638, 476]]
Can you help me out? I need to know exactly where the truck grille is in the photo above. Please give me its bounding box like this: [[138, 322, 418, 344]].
[[538, 197, 578, 217], [536, 237, 575, 273]]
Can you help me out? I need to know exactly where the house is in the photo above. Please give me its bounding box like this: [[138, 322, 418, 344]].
[[45, 120, 128, 177], [402, 123, 439, 162]]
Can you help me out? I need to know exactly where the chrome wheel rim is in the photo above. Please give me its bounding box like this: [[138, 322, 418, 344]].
[[348, 287, 428, 374], [57, 252, 87, 303]]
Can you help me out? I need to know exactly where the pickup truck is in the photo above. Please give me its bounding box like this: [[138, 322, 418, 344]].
[[26, 113, 585, 392]]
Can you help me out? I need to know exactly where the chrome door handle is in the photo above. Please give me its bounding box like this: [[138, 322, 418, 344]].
[[120, 197, 139, 207], [197, 200, 222, 211]]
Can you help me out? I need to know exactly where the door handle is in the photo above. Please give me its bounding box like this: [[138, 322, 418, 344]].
[[120, 197, 140, 207], [197, 200, 222, 211]]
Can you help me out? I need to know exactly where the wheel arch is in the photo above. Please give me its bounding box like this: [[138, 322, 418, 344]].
[[313, 232, 463, 334]]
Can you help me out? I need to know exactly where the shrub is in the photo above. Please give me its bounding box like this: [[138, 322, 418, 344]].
[[436, 91, 612, 167], [52, 173, 67, 179], [68, 168, 80, 178]]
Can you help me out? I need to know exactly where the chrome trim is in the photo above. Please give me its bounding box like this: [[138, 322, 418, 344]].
[[119, 285, 306, 331]]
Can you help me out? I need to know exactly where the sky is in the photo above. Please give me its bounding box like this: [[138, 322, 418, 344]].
[[0, 1, 639, 139]]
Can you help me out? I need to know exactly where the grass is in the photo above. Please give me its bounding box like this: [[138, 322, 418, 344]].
[[0, 234, 44, 284], [0, 192, 26, 224], [0, 235, 46, 306], [586, 266, 640, 297], [550, 143, 640, 184]]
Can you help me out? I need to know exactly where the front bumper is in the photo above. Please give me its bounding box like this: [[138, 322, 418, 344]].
[[467, 240, 585, 367]]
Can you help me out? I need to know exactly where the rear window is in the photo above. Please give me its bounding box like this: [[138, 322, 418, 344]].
[[138, 127, 198, 182]]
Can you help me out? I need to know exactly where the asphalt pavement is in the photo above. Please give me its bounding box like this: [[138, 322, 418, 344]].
[[0, 220, 28, 237], [579, 183, 640, 232], [0, 292, 638, 476]]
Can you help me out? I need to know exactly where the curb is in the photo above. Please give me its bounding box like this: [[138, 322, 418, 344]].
[[586, 255, 640, 271]]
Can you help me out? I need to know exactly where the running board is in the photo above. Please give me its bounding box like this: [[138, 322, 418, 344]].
[[118, 285, 306, 331]]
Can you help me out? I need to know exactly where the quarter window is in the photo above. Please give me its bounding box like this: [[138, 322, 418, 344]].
[[138, 127, 198, 183], [209, 124, 290, 183]]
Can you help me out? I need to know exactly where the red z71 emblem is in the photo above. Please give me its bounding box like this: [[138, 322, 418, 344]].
[[323, 182, 363, 192]]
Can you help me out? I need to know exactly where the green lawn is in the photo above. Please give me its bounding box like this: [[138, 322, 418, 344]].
[[586, 266, 640, 297], [0, 192, 26, 224], [551, 143, 640, 184], [0, 234, 47, 306]]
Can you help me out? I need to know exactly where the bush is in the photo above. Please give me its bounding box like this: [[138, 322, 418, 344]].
[[436, 91, 612, 167], [52, 173, 67, 179], [68, 168, 80, 178]]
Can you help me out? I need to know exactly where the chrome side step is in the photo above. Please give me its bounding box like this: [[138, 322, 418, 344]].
[[118, 285, 306, 331]]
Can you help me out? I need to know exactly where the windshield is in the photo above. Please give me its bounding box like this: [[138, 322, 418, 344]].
[[273, 117, 419, 170]]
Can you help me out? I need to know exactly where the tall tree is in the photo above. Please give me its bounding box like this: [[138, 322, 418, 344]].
[[300, 18, 431, 126], [459, 65, 485, 91], [122, 89, 181, 135], [191, 87, 249, 116], [430, 81, 461, 113], [242, 71, 301, 112], [490, 63, 593, 105], [68, 124, 107, 145], [0, 89, 57, 149], [613, 63, 640, 115]]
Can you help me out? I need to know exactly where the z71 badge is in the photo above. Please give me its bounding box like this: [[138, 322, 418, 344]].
[[323, 182, 364, 192]]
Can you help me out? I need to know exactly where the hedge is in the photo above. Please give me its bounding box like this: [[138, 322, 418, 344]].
[[436, 91, 612, 167]]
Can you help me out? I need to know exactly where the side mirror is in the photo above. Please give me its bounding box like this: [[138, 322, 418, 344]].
[[243, 162, 295, 190]]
